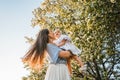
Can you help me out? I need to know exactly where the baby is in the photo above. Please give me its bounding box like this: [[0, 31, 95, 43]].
[[53, 29, 86, 75]]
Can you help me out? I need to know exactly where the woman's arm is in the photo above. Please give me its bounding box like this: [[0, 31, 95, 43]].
[[59, 50, 72, 58]]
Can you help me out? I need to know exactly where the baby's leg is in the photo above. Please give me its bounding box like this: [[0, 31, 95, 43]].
[[67, 58, 72, 75], [72, 55, 84, 67]]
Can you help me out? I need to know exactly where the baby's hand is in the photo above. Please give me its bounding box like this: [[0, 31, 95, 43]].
[[61, 39, 67, 43], [56, 39, 67, 47], [58, 39, 67, 47], [64, 38, 68, 41]]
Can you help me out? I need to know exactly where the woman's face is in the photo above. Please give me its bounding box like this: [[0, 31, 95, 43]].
[[48, 30, 55, 40]]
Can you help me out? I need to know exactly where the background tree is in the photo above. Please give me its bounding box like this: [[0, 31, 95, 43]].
[[22, 0, 120, 80]]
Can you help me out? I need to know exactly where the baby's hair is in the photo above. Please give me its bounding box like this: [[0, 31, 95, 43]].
[[54, 29, 62, 33]]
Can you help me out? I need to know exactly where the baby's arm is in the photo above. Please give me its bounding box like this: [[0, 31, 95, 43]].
[[63, 35, 71, 42], [55, 39, 67, 47]]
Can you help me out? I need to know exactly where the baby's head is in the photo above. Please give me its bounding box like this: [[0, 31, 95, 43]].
[[54, 29, 61, 39]]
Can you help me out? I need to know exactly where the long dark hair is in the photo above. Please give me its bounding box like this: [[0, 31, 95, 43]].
[[22, 29, 49, 70]]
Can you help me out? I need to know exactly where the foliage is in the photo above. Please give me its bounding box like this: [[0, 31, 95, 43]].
[[22, 63, 48, 80], [22, 0, 120, 80]]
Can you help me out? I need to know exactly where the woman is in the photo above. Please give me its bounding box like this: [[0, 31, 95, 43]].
[[22, 29, 73, 80]]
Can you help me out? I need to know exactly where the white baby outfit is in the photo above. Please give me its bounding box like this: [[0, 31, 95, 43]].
[[54, 34, 81, 55]]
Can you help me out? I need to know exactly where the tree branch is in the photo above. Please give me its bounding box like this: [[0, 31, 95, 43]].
[[93, 59, 101, 80], [87, 62, 96, 78]]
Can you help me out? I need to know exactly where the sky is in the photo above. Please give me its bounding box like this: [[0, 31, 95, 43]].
[[0, 0, 43, 80]]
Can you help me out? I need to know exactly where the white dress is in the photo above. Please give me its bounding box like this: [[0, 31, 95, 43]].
[[54, 35, 81, 55], [45, 43, 71, 80]]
